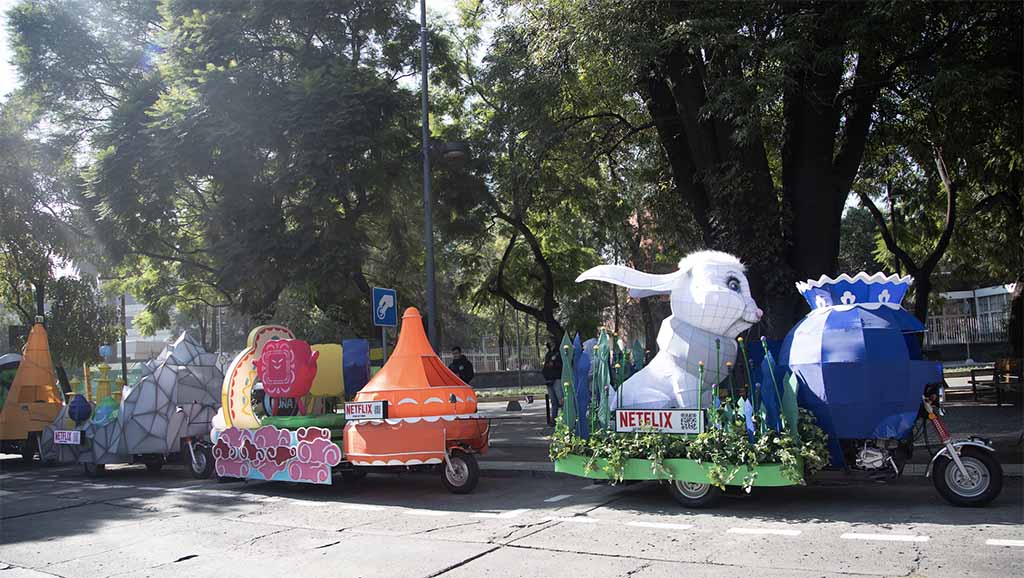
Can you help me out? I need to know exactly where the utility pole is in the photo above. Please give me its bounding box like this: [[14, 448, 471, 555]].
[[420, 0, 437, 347], [119, 293, 128, 384]]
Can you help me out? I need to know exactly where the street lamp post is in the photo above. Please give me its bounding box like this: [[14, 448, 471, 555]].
[[420, 0, 437, 347]]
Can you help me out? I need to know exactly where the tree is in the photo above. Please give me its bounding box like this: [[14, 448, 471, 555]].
[[504, 0, 1018, 334], [10, 0, 435, 338], [837, 207, 884, 276]]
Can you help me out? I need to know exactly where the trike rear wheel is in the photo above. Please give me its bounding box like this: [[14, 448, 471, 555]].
[[666, 480, 722, 508], [442, 451, 479, 494]]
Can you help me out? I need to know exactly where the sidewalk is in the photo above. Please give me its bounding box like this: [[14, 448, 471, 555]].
[[475, 385, 1024, 477]]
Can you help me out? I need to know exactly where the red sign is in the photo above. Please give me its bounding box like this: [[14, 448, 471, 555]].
[[256, 339, 319, 399], [614, 409, 704, 434]]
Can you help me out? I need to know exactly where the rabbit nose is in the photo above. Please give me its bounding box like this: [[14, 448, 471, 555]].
[[755, 308, 764, 319]]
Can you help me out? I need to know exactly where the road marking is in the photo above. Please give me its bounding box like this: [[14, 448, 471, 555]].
[[727, 527, 802, 537], [473, 508, 531, 519], [986, 539, 1024, 547], [841, 533, 929, 543], [404, 509, 451, 517], [627, 521, 694, 531], [137, 486, 165, 491], [543, 516, 598, 524], [544, 494, 572, 503], [337, 503, 384, 511], [581, 484, 603, 491]]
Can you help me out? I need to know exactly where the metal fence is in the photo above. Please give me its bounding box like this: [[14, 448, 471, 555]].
[[925, 311, 1010, 346]]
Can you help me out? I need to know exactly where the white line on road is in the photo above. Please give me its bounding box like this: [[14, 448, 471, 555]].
[[404, 509, 451, 517], [727, 527, 802, 537], [472, 508, 531, 519], [337, 503, 385, 511], [986, 539, 1024, 547], [841, 533, 929, 543], [627, 521, 695, 531], [544, 494, 573, 503], [581, 484, 603, 491], [543, 516, 598, 524]]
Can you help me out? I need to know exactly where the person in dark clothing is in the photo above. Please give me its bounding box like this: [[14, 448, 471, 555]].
[[448, 347, 475, 383], [542, 341, 563, 421]]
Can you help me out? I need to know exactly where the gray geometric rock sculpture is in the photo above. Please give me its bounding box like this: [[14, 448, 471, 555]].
[[44, 332, 223, 464]]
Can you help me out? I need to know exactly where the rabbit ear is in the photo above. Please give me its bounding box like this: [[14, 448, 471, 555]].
[[576, 265, 680, 297]]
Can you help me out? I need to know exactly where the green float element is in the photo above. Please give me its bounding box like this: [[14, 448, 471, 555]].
[[631, 340, 645, 372], [612, 338, 626, 390], [559, 332, 577, 431], [783, 371, 800, 438], [260, 413, 347, 430], [554, 454, 802, 487], [595, 331, 612, 429]]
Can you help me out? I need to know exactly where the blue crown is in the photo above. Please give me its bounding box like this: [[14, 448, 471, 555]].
[[795, 273, 912, 310]]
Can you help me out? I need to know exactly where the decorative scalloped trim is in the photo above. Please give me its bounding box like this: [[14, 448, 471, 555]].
[[423, 397, 444, 404], [345, 413, 485, 426], [397, 398, 419, 405], [807, 302, 902, 315], [795, 272, 914, 293], [350, 458, 443, 466]]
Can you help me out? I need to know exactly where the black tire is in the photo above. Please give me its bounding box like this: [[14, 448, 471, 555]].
[[185, 444, 215, 479], [932, 446, 1003, 507], [442, 451, 480, 494], [83, 462, 106, 477], [20, 433, 38, 464], [145, 460, 164, 473], [666, 479, 723, 508]]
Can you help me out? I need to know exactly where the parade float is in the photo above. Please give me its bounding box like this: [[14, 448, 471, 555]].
[[551, 252, 1002, 508], [212, 307, 488, 492], [40, 333, 225, 477], [0, 319, 64, 462]]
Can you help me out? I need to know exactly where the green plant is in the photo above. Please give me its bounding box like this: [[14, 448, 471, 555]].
[[549, 399, 831, 491]]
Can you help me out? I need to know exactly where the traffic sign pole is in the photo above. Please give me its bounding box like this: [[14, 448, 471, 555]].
[[381, 327, 387, 362]]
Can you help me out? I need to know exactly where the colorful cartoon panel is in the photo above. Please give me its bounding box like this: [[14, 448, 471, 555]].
[[310, 344, 344, 397], [222, 325, 294, 429], [212, 425, 342, 484]]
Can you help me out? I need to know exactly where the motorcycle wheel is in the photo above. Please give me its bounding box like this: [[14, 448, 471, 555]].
[[932, 446, 1003, 507], [185, 443, 215, 479], [666, 480, 722, 508]]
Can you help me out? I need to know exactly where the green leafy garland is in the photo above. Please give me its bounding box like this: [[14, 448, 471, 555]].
[[550, 402, 829, 491]]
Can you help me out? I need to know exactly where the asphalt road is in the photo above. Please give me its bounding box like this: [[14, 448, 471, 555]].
[[1, 460, 1022, 578]]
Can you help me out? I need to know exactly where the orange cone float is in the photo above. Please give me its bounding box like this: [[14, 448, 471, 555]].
[[343, 308, 488, 466]]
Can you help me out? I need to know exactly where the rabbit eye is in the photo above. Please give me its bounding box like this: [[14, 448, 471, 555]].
[[727, 277, 741, 292]]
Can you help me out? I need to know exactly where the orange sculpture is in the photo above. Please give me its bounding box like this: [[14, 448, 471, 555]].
[[0, 322, 63, 459], [343, 308, 488, 466]]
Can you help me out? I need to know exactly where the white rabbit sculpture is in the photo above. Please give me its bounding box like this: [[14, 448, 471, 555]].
[[576, 251, 762, 409]]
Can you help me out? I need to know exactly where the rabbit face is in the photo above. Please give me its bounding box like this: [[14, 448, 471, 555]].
[[671, 260, 762, 338]]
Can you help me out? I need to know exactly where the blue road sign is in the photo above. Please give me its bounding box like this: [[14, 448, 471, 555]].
[[372, 287, 397, 327]]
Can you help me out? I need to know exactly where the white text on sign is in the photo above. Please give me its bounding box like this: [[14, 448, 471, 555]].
[[54, 430, 81, 445], [344, 401, 387, 420], [614, 409, 704, 434]]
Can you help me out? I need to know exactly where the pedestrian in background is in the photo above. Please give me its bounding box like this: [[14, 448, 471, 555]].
[[449, 347, 475, 383], [542, 341, 563, 422]]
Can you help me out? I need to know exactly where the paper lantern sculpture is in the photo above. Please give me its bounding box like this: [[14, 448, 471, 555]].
[[343, 307, 488, 466], [778, 273, 942, 466], [576, 251, 762, 409], [256, 339, 319, 415]]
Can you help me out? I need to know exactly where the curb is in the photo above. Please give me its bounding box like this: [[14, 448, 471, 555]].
[[478, 460, 1024, 479]]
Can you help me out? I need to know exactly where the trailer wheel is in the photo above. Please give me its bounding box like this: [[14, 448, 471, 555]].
[[83, 462, 105, 477], [933, 447, 1003, 507], [145, 460, 164, 473], [185, 443, 215, 479], [666, 480, 722, 508], [442, 451, 479, 494]]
